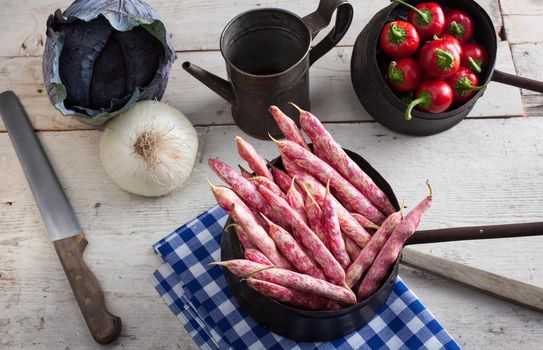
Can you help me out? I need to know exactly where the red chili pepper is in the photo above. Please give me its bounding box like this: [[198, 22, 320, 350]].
[[387, 58, 423, 93], [446, 67, 486, 104], [439, 34, 463, 57], [379, 20, 420, 57], [392, 0, 445, 41], [444, 10, 475, 44], [405, 80, 453, 120], [419, 38, 461, 79], [461, 43, 489, 74]]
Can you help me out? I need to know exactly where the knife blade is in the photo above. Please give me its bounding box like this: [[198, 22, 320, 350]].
[[0, 91, 122, 344]]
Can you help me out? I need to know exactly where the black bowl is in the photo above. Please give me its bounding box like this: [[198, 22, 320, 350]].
[[220, 148, 401, 342], [351, 0, 497, 136]]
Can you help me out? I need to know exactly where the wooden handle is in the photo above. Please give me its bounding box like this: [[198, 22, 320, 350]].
[[492, 69, 543, 94], [406, 221, 543, 245], [401, 248, 543, 313], [53, 234, 122, 344]]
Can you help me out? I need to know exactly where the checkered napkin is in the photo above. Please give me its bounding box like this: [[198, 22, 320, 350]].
[[151, 205, 461, 350]]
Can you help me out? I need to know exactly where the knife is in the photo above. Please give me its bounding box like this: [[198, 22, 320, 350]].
[[0, 91, 122, 344]]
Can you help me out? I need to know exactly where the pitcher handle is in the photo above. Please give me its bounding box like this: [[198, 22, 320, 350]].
[[302, 0, 354, 66]]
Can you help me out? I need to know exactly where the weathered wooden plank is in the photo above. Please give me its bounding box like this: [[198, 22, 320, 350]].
[[0, 56, 91, 131], [503, 15, 543, 44], [0, 42, 524, 132], [0, 0, 503, 58], [400, 265, 543, 350], [469, 41, 523, 117], [501, 0, 543, 15], [402, 248, 543, 312], [1, 118, 543, 348], [511, 43, 543, 96], [524, 94, 543, 117]]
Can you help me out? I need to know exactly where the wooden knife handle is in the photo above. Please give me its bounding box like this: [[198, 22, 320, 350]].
[[53, 234, 122, 344]]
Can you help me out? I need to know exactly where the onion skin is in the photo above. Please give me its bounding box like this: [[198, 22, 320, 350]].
[[99, 101, 197, 197]]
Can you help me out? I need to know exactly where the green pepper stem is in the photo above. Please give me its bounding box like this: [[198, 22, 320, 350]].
[[456, 76, 486, 95], [435, 48, 455, 71], [388, 22, 406, 44], [468, 57, 482, 73], [447, 21, 465, 38], [457, 77, 485, 90], [388, 61, 404, 84], [405, 96, 428, 120], [391, 0, 430, 23]]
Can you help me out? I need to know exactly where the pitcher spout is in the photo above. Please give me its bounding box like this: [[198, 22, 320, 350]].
[[182, 62, 235, 104]]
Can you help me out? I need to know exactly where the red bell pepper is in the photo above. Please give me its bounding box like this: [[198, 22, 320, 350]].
[[446, 67, 486, 104], [379, 20, 420, 57], [444, 9, 475, 44], [392, 0, 445, 40], [405, 80, 453, 120], [387, 58, 423, 93], [439, 34, 463, 57], [461, 43, 489, 74], [419, 38, 461, 79]]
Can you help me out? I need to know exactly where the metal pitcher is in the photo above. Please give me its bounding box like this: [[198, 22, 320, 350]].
[[182, 0, 353, 139]]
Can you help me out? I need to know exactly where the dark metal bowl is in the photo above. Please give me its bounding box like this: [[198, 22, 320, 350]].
[[220, 148, 401, 342], [351, 0, 497, 136]]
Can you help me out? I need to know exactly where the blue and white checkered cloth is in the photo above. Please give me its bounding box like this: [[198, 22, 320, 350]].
[[151, 205, 461, 349]]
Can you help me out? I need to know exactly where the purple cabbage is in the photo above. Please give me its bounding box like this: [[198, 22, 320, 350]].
[[42, 0, 176, 125]]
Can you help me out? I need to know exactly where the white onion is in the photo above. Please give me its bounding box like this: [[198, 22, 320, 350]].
[[100, 100, 198, 197]]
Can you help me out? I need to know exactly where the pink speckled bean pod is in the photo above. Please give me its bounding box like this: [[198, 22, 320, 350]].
[[351, 213, 380, 230], [235, 136, 274, 181], [262, 215, 325, 279], [244, 248, 273, 266], [209, 183, 292, 269], [322, 181, 351, 269], [213, 260, 356, 305], [345, 212, 402, 289], [275, 139, 385, 224], [268, 105, 310, 151], [233, 224, 255, 249], [208, 158, 286, 228], [358, 191, 432, 300], [246, 278, 329, 310], [343, 233, 361, 262], [269, 164, 293, 194], [257, 185, 346, 285], [302, 186, 326, 242], [286, 177, 307, 224], [297, 107, 396, 215], [238, 164, 253, 179], [285, 161, 372, 248], [315, 145, 379, 231], [249, 176, 286, 200]]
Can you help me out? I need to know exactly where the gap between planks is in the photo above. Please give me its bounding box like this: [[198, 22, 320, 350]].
[[0, 115, 533, 135]]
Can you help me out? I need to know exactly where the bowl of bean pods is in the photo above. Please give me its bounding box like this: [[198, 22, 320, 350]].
[[207, 105, 432, 341]]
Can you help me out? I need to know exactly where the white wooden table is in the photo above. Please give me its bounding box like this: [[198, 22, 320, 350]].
[[1, 0, 543, 349]]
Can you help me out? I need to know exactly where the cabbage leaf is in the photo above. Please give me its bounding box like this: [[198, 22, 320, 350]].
[[43, 0, 176, 125]]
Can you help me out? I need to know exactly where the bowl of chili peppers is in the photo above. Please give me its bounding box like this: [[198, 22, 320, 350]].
[[351, 0, 497, 136]]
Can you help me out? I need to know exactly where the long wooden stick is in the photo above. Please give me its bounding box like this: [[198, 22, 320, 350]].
[[407, 221, 543, 245], [401, 247, 543, 313]]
